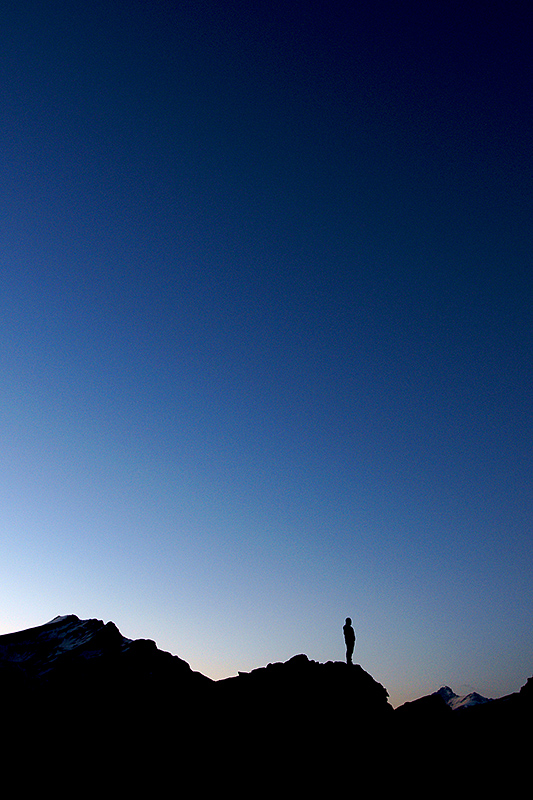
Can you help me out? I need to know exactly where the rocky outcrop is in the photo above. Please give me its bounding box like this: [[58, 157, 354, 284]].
[[209, 654, 394, 784], [216, 653, 391, 726]]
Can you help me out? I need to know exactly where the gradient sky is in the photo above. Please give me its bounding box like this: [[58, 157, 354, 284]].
[[1, 1, 532, 707]]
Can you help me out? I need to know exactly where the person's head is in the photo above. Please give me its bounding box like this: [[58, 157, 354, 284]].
[[345, 617, 351, 625]]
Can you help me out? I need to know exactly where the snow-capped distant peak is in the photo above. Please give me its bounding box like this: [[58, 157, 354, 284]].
[[435, 685, 492, 710], [436, 686, 457, 703]]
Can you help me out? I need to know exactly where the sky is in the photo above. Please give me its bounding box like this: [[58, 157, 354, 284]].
[[0, 0, 532, 708]]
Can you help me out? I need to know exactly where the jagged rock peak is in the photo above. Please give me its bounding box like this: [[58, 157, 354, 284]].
[[436, 686, 457, 702], [0, 614, 210, 690]]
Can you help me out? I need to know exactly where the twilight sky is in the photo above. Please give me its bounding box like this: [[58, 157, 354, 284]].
[[1, 1, 532, 707]]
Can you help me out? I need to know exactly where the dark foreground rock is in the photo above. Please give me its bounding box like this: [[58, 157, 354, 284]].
[[0, 615, 530, 791]]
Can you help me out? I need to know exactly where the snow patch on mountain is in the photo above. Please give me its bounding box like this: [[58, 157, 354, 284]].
[[435, 685, 492, 710]]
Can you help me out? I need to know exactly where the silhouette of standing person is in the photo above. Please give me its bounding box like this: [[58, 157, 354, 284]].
[[343, 617, 355, 665]]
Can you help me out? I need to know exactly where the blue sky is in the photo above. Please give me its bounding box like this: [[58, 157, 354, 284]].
[[1, 1, 532, 707]]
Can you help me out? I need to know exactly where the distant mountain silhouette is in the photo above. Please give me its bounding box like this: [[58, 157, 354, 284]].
[[394, 683, 492, 721], [394, 673, 530, 779], [0, 615, 529, 790], [434, 684, 492, 710]]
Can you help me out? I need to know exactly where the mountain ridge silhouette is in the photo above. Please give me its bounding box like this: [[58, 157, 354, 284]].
[[0, 614, 529, 790]]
